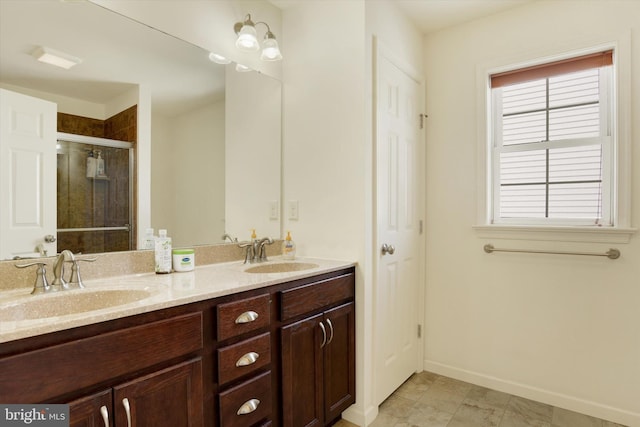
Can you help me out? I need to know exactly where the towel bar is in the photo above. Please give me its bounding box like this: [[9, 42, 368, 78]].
[[483, 244, 620, 260]]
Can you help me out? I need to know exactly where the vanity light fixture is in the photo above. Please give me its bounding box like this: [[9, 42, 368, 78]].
[[233, 14, 282, 61], [31, 46, 82, 69]]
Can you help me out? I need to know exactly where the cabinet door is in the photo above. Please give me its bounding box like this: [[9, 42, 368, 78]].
[[113, 358, 203, 427], [323, 303, 356, 423], [281, 313, 324, 427], [69, 389, 113, 427]]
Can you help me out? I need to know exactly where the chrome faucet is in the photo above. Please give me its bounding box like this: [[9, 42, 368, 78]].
[[256, 237, 274, 262], [239, 236, 274, 264], [15, 262, 50, 294], [222, 233, 238, 243], [51, 250, 75, 291], [15, 250, 97, 294]]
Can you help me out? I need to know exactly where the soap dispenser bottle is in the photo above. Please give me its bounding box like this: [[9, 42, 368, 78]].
[[282, 231, 296, 260], [155, 229, 172, 274]]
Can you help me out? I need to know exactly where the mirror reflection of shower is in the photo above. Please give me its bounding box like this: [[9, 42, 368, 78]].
[[56, 134, 133, 255]]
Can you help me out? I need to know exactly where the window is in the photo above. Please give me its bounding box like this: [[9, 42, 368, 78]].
[[489, 50, 614, 226]]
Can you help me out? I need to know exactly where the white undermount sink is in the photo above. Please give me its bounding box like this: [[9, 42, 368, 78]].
[[0, 288, 155, 321], [244, 262, 319, 274]]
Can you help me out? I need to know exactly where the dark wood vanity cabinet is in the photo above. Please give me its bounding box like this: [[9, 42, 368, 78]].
[[68, 358, 203, 427], [280, 273, 356, 427], [0, 266, 355, 427]]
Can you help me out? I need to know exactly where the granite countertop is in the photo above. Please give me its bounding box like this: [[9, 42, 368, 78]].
[[0, 257, 355, 343]]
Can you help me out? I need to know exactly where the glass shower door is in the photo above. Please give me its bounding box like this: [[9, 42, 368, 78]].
[[56, 135, 133, 255]]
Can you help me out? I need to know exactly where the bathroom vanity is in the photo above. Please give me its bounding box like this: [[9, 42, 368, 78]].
[[0, 259, 355, 427]]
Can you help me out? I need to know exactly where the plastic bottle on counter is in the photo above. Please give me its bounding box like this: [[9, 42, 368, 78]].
[[172, 248, 195, 272], [142, 228, 155, 250], [155, 229, 172, 274], [282, 231, 296, 260]]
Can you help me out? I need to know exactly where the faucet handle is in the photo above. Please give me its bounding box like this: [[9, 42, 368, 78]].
[[67, 257, 97, 289], [238, 242, 254, 264], [16, 262, 51, 294]]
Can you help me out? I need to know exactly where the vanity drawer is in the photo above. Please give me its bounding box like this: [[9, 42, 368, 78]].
[[217, 332, 271, 385], [217, 293, 270, 341], [219, 371, 271, 427], [0, 312, 203, 403], [279, 272, 355, 321]]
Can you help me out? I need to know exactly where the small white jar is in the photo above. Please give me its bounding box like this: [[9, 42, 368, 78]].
[[172, 248, 195, 272]]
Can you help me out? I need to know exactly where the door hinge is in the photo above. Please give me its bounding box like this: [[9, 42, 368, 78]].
[[419, 113, 428, 129], [419, 219, 423, 235], [417, 324, 422, 338]]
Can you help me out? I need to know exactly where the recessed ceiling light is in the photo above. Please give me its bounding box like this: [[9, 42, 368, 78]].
[[31, 46, 82, 69]]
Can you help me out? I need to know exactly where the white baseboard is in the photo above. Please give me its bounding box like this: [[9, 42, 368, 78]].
[[341, 403, 379, 427], [423, 359, 639, 427]]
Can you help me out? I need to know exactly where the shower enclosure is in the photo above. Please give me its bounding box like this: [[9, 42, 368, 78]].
[[56, 133, 133, 254]]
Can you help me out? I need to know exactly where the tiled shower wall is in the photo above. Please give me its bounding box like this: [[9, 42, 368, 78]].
[[56, 107, 137, 254]]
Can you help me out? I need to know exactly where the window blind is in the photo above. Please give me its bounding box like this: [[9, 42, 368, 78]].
[[491, 50, 613, 88], [491, 51, 612, 224]]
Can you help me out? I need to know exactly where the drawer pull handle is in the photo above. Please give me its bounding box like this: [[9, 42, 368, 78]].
[[122, 398, 132, 427], [99, 405, 109, 427], [319, 321, 327, 348], [235, 310, 259, 324], [237, 398, 260, 415], [326, 318, 334, 345], [236, 351, 260, 367]]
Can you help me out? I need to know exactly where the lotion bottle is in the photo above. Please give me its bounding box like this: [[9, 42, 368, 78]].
[[155, 229, 172, 273], [282, 231, 296, 260]]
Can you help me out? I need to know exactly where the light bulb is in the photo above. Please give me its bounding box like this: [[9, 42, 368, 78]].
[[260, 37, 282, 61], [235, 25, 259, 51]]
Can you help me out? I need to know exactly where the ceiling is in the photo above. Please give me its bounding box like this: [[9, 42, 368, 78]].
[[0, 1, 225, 118], [271, 0, 534, 34], [393, 0, 535, 34], [1, 0, 534, 118]]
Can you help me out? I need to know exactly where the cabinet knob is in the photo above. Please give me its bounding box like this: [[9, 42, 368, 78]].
[[235, 310, 259, 324], [237, 398, 260, 415], [235, 351, 260, 367]]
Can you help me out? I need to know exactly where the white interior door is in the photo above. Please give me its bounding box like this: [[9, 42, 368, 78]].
[[374, 49, 423, 405], [0, 88, 57, 259]]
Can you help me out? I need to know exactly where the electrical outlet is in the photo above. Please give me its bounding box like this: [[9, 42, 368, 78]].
[[288, 200, 299, 220]]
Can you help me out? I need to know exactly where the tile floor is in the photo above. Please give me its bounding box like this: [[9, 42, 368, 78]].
[[334, 371, 627, 427]]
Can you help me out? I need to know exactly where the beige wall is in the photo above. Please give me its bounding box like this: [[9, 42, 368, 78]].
[[423, 1, 640, 425], [151, 100, 225, 247]]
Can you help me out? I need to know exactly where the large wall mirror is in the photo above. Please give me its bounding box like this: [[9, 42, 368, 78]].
[[0, 0, 281, 259]]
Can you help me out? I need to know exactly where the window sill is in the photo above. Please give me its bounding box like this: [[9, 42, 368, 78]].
[[472, 225, 636, 244]]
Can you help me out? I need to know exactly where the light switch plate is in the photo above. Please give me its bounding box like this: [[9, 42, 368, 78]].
[[269, 200, 279, 220], [288, 200, 299, 220]]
